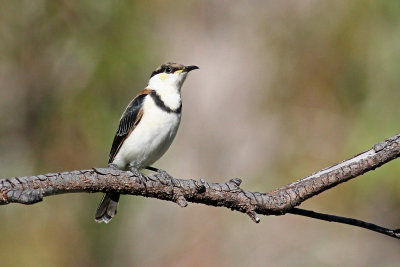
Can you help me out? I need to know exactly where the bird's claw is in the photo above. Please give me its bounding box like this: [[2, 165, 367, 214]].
[[156, 169, 173, 181]]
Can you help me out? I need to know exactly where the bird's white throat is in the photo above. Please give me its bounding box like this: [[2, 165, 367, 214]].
[[147, 74, 185, 111]]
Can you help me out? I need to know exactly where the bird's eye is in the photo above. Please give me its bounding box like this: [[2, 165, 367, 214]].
[[165, 66, 172, 73]]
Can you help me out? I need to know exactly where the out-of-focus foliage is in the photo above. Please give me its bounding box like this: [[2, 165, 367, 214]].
[[1, 0, 400, 266]]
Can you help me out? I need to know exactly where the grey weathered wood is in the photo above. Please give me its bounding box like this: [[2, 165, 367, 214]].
[[1, 134, 400, 238]]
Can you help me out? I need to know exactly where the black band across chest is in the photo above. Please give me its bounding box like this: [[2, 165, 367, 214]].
[[150, 91, 182, 114]]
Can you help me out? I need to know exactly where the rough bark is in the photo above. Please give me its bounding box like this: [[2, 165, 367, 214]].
[[1, 134, 400, 238]]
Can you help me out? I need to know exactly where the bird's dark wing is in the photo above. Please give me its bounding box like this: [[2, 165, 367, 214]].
[[108, 89, 153, 164]]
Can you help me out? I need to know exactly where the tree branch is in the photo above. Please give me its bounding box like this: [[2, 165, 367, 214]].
[[1, 134, 400, 238]]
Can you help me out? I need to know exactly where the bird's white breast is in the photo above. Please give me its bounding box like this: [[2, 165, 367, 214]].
[[112, 94, 181, 170]]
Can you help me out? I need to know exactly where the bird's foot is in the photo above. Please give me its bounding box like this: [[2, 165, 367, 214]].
[[150, 167, 172, 179], [145, 166, 173, 183], [128, 164, 146, 181], [157, 169, 173, 181]]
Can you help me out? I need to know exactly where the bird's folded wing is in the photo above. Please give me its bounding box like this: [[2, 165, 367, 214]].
[[108, 89, 153, 163]]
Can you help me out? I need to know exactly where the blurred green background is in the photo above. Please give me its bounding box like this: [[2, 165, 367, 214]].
[[1, 0, 400, 266]]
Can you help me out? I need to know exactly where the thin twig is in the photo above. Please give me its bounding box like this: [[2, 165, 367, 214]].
[[288, 208, 400, 239]]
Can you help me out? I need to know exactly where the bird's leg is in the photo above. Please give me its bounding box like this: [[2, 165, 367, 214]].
[[128, 163, 147, 182]]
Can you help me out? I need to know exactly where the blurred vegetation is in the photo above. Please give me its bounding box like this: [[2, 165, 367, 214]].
[[1, 1, 400, 266]]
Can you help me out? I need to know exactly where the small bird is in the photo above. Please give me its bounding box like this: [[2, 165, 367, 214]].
[[95, 62, 199, 223]]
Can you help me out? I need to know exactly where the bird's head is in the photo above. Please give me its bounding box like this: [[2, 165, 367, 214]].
[[148, 62, 199, 90]]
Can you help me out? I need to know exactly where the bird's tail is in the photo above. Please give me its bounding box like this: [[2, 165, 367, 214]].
[[94, 193, 120, 223]]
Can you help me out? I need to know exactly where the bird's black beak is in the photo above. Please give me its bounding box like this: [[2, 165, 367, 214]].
[[184, 65, 199, 72]]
